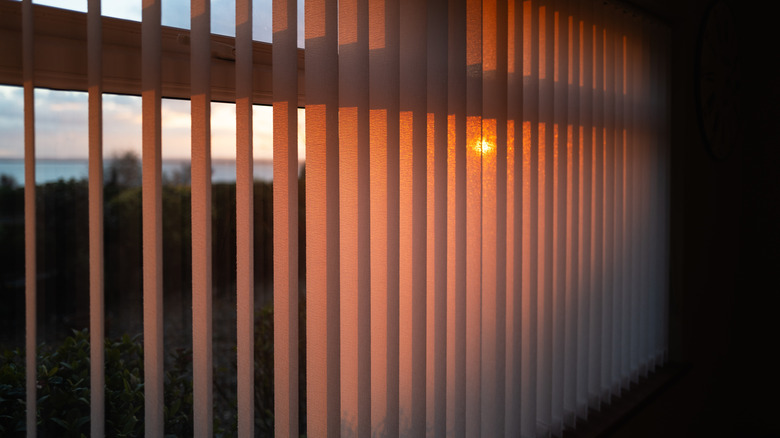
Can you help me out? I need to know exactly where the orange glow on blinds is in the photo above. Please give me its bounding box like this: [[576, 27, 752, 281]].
[[9, 1, 671, 436], [300, 2, 668, 432]]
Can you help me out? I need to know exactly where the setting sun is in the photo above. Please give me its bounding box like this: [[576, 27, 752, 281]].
[[472, 137, 495, 156]]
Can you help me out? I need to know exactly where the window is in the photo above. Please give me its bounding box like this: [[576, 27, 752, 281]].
[[0, 0, 670, 436]]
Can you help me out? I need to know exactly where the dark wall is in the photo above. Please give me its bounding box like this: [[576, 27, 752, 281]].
[[612, 0, 780, 436]]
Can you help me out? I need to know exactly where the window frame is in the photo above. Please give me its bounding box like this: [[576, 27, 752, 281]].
[[0, 1, 305, 106]]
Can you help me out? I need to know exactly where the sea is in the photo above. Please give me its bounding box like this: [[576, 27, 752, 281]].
[[0, 158, 295, 185]]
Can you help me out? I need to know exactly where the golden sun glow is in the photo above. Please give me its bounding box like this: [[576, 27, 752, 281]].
[[471, 137, 495, 156]]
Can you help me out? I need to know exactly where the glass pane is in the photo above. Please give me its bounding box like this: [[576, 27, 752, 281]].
[[102, 93, 145, 436], [0, 85, 25, 352], [0, 85, 26, 436], [34, 89, 89, 345], [33, 0, 86, 13], [33, 88, 91, 435]]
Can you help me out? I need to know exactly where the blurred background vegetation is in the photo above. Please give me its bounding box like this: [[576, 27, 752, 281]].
[[0, 151, 307, 436]]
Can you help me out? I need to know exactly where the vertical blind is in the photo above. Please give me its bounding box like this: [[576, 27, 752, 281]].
[[302, 0, 669, 437], [15, 0, 670, 436]]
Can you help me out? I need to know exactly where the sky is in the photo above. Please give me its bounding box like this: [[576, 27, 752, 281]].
[[0, 0, 306, 161], [30, 0, 305, 46]]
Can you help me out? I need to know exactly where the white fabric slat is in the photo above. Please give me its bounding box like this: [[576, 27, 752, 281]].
[[465, 0, 483, 435], [620, 12, 635, 389], [611, 6, 625, 397], [141, 0, 164, 434], [492, 0, 509, 435], [634, 8, 644, 383], [551, 2, 569, 434], [369, 0, 400, 435], [446, 0, 467, 435], [563, 0, 580, 427], [482, 2, 499, 435], [191, 0, 213, 434], [576, 0, 592, 419], [504, 1, 523, 435], [22, 1, 36, 436], [426, 0, 448, 436], [629, 15, 641, 383], [637, 18, 649, 377], [273, 0, 298, 436], [601, 5, 615, 404], [306, 0, 341, 435], [87, 0, 105, 436], [537, 1, 555, 434], [238, 0, 256, 435], [646, 19, 657, 373], [338, 0, 371, 434], [640, 17, 650, 376], [480, 0, 506, 435], [399, 0, 427, 434], [521, 0, 540, 434], [588, 0, 604, 409]]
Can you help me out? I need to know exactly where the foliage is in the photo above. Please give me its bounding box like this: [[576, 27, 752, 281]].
[[0, 330, 186, 437], [0, 296, 308, 437], [0, 152, 281, 347], [0, 348, 25, 436], [0, 152, 309, 435], [251, 296, 306, 436]]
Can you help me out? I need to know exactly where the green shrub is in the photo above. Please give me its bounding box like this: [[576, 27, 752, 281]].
[[0, 348, 25, 435], [0, 330, 149, 437], [0, 297, 307, 437]]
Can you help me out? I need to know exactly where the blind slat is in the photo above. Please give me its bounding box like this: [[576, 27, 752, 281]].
[[563, 0, 581, 427], [338, 0, 371, 434], [602, 5, 615, 404], [272, 0, 298, 436], [237, 0, 255, 435], [369, 0, 400, 435], [305, 0, 341, 435], [87, 0, 105, 435], [521, 0, 541, 434], [576, 0, 593, 419], [398, 0, 428, 434], [504, 1, 523, 435], [479, 0, 508, 435], [465, 0, 482, 435], [611, 6, 625, 397], [589, 0, 604, 409], [446, 0, 467, 435], [191, 0, 213, 434], [141, 0, 164, 434], [426, 0, 449, 435], [537, 2, 555, 433], [22, 0, 36, 435], [551, 2, 570, 434]]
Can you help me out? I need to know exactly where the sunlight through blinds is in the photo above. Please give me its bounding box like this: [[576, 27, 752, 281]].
[[305, 0, 341, 436], [10, 0, 670, 436], [369, 0, 401, 436], [273, 0, 299, 436], [301, 0, 669, 437]]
